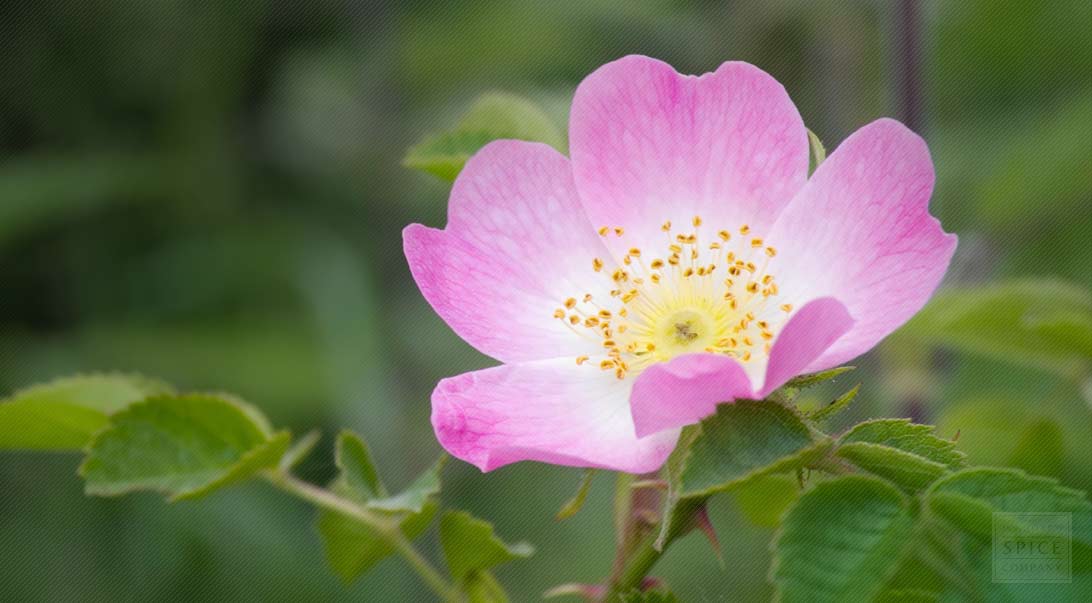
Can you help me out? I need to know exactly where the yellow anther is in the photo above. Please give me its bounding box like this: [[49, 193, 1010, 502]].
[[696, 266, 707, 276], [623, 255, 632, 265], [692, 216, 703, 227], [661, 221, 672, 231], [742, 351, 752, 361], [751, 238, 764, 248], [739, 224, 751, 235], [592, 258, 604, 272], [780, 304, 794, 313], [761, 330, 774, 340], [765, 246, 777, 257], [584, 317, 600, 327], [598, 226, 609, 236], [583, 293, 593, 302], [669, 244, 682, 254], [728, 266, 741, 276], [650, 259, 665, 270], [612, 269, 628, 282], [758, 320, 769, 329], [565, 297, 577, 309], [615, 367, 626, 380], [683, 267, 695, 277], [668, 255, 680, 266], [746, 262, 757, 273], [613, 227, 625, 236], [651, 274, 662, 283], [746, 282, 759, 294], [724, 280, 734, 289], [575, 356, 590, 366], [553, 309, 565, 319], [603, 339, 617, 348], [715, 338, 732, 347], [569, 315, 580, 325], [718, 230, 731, 241], [598, 310, 612, 319], [599, 360, 614, 370], [743, 337, 754, 346], [628, 248, 641, 257], [762, 275, 773, 285], [622, 290, 639, 303], [619, 308, 628, 317], [709, 242, 722, 250]]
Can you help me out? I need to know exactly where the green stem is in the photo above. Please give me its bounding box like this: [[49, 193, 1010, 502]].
[[263, 470, 462, 603]]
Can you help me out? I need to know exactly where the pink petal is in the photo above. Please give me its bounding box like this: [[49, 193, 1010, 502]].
[[629, 298, 853, 437], [404, 140, 617, 363], [432, 358, 680, 473], [767, 118, 957, 369], [629, 354, 753, 438], [757, 297, 855, 396], [569, 55, 808, 254]]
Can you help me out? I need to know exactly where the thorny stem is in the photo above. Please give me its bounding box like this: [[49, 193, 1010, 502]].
[[263, 469, 462, 603]]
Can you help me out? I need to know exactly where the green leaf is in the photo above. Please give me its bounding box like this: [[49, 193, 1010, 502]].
[[837, 443, 949, 491], [732, 473, 800, 528], [404, 91, 564, 181], [440, 510, 532, 599], [0, 373, 173, 450], [771, 475, 916, 603], [807, 128, 827, 175], [317, 443, 446, 583], [367, 455, 445, 513], [79, 393, 285, 500], [840, 419, 966, 468], [895, 279, 1092, 381], [785, 365, 855, 389], [676, 400, 831, 499], [926, 467, 1092, 547], [806, 384, 861, 423], [556, 468, 597, 520], [334, 430, 386, 499]]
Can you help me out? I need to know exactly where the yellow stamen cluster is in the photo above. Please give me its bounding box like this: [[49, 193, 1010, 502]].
[[553, 217, 796, 379]]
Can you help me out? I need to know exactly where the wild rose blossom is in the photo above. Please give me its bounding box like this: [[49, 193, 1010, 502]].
[[404, 55, 956, 473]]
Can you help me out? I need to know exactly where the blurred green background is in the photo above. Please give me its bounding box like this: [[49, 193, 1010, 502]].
[[1, 1, 1089, 600]]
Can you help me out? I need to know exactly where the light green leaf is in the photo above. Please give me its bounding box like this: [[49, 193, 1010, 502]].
[[840, 419, 966, 468], [837, 443, 949, 491], [784, 365, 855, 389], [367, 455, 445, 513], [440, 510, 533, 586], [404, 91, 564, 181], [926, 467, 1092, 547], [807, 128, 827, 175], [463, 570, 509, 603], [676, 400, 831, 499], [318, 498, 438, 583], [771, 475, 916, 603], [556, 468, 597, 520], [895, 279, 1092, 381], [0, 373, 173, 450], [317, 447, 445, 582], [334, 430, 386, 499], [806, 384, 861, 423], [731, 473, 800, 528], [79, 394, 284, 500]]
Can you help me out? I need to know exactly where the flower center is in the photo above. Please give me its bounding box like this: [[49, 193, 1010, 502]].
[[556, 216, 796, 380]]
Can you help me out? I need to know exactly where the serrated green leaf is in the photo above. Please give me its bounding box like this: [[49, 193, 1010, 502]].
[[334, 430, 386, 500], [79, 394, 283, 500], [771, 475, 916, 603], [840, 419, 966, 468], [318, 498, 439, 583], [368, 455, 445, 513], [807, 384, 861, 423], [0, 373, 173, 450], [807, 128, 827, 175], [732, 473, 800, 528], [894, 279, 1092, 381], [677, 400, 831, 499], [926, 467, 1092, 547], [837, 442, 949, 491], [556, 468, 597, 520], [403, 91, 564, 181], [317, 449, 445, 583], [440, 510, 533, 586]]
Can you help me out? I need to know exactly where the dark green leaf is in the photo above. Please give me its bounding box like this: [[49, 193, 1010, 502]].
[[440, 510, 533, 583], [840, 419, 966, 468], [837, 443, 948, 491], [0, 373, 173, 450], [676, 400, 831, 498], [732, 473, 800, 528], [318, 498, 438, 583], [926, 467, 1092, 546], [771, 475, 915, 603], [403, 91, 564, 181], [556, 468, 597, 520], [79, 394, 285, 500]]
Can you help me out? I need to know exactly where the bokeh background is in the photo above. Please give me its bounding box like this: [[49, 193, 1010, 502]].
[[1, 1, 1089, 600]]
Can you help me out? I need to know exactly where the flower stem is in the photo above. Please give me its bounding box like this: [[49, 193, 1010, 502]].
[[263, 469, 461, 603]]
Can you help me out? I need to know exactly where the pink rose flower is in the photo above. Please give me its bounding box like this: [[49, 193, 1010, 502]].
[[404, 56, 956, 473]]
